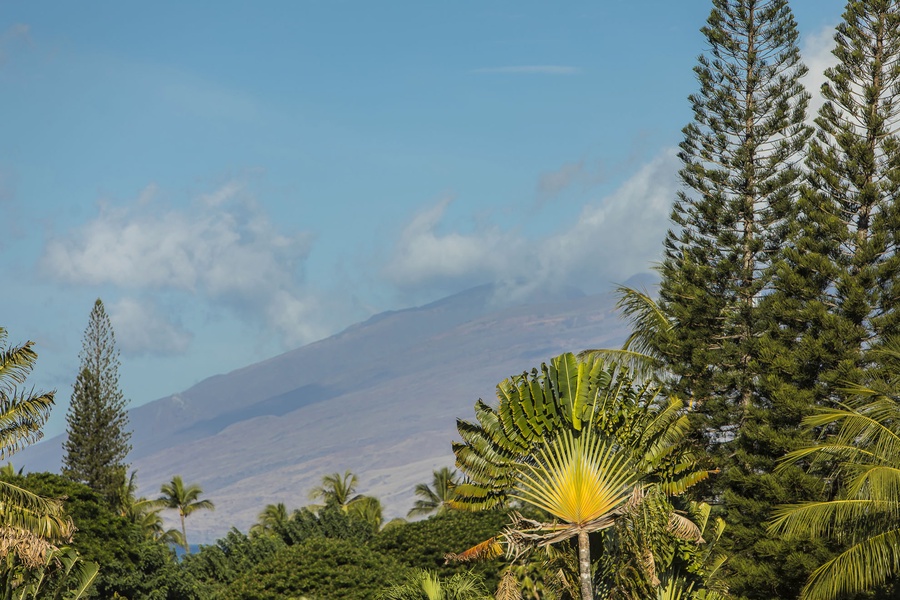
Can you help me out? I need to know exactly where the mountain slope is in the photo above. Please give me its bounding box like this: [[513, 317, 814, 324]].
[[19, 284, 632, 542]]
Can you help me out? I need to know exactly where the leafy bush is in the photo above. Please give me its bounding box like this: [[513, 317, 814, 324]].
[[6, 472, 200, 599], [222, 537, 408, 599], [371, 510, 510, 588], [181, 528, 285, 598]]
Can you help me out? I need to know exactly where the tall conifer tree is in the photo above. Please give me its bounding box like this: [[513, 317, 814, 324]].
[[656, 1, 826, 598], [769, 0, 900, 393], [660, 0, 810, 434], [62, 298, 132, 503], [758, 6, 900, 595]]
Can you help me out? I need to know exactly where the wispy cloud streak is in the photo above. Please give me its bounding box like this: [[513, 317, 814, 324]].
[[472, 65, 581, 75]]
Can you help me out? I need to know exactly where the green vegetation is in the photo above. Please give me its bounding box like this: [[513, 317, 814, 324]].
[[0, 328, 80, 588], [158, 476, 215, 554], [651, 0, 829, 597], [9, 1, 900, 599], [769, 342, 900, 600], [371, 510, 509, 586], [250, 503, 289, 537], [62, 299, 132, 503], [408, 467, 459, 519], [450, 352, 710, 599], [308, 469, 362, 508], [378, 569, 491, 600], [222, 537, 406, 600], [6, 472, 199, 599]]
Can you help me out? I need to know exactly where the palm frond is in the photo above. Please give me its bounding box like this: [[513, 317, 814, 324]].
[[511, 426, 637, 526], [769, 498, 895, 541], [494, 568, 522, 600], [801, 528, 900, 600], [667, 512, 703, 542], [445, 536, 504, 563], [580, 285, 671, 382]]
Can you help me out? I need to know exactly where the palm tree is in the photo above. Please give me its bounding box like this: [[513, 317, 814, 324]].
[[378, 569, 491, 600], [0, 463, 22, 478], [158, 475, 214, 553], [115, 471, 183, 545], [451, 352, 710, 599], [117, 471, 159, 524], [768, 346, 900, 600], [509, 423, 640, 599], [308, 470, 362, 509], [407, 467, 458, 518], [346, 495, 383, 531], [250, 502, 289, 537], [0, 327, 75, 567]]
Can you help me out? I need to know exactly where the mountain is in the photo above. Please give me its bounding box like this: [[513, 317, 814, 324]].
[[18, 281, 641, 542]]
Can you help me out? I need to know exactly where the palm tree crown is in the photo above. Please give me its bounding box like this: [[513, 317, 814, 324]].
[[0, 327, 74, 567], [158, 475, 213, 553], [308, 470, 362, 508], [250, 502, 289, 537], [407, 467, 459, 518]]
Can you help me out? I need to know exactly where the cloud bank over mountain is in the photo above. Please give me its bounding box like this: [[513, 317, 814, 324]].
[[385, 150, 678, 302]]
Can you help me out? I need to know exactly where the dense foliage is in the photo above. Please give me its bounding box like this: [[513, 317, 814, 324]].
[[650, 1, 832, 597], [221, 537, 408, 600], [372, 510, 510, 587], [3, 472, 199, 599], [10, 2, 900, 600]]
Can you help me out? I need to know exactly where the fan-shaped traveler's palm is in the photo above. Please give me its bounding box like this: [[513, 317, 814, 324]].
[[451, 353, 710, 599], [408, 467, 459, 518]]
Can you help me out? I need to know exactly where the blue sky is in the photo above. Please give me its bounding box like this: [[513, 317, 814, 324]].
[[2, 1, 845, 438]]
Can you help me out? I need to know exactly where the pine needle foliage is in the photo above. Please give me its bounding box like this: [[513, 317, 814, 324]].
[[659, 0, 811, 419], [755, 2, 900, 596], [62, 299, 132, 504], [647, 1, 834, 597]]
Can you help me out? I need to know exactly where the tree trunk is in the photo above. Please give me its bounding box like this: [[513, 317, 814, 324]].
[[180, 511, 189, 554], [578, 529, 593, 599]]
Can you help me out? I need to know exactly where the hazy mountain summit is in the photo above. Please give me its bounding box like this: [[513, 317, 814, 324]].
[[20, 281, 641, 542]]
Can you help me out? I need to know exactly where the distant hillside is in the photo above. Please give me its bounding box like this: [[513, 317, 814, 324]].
[[19, 281, 642, 542]]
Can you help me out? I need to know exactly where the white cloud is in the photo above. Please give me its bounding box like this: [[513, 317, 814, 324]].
[[472, 65, 581, 75], [385, 150, 678, 301], [109, 297, 193, 355], [41, 183, 323, 350], [801, 24, 839, 117], [383, 196, 523, 289]]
